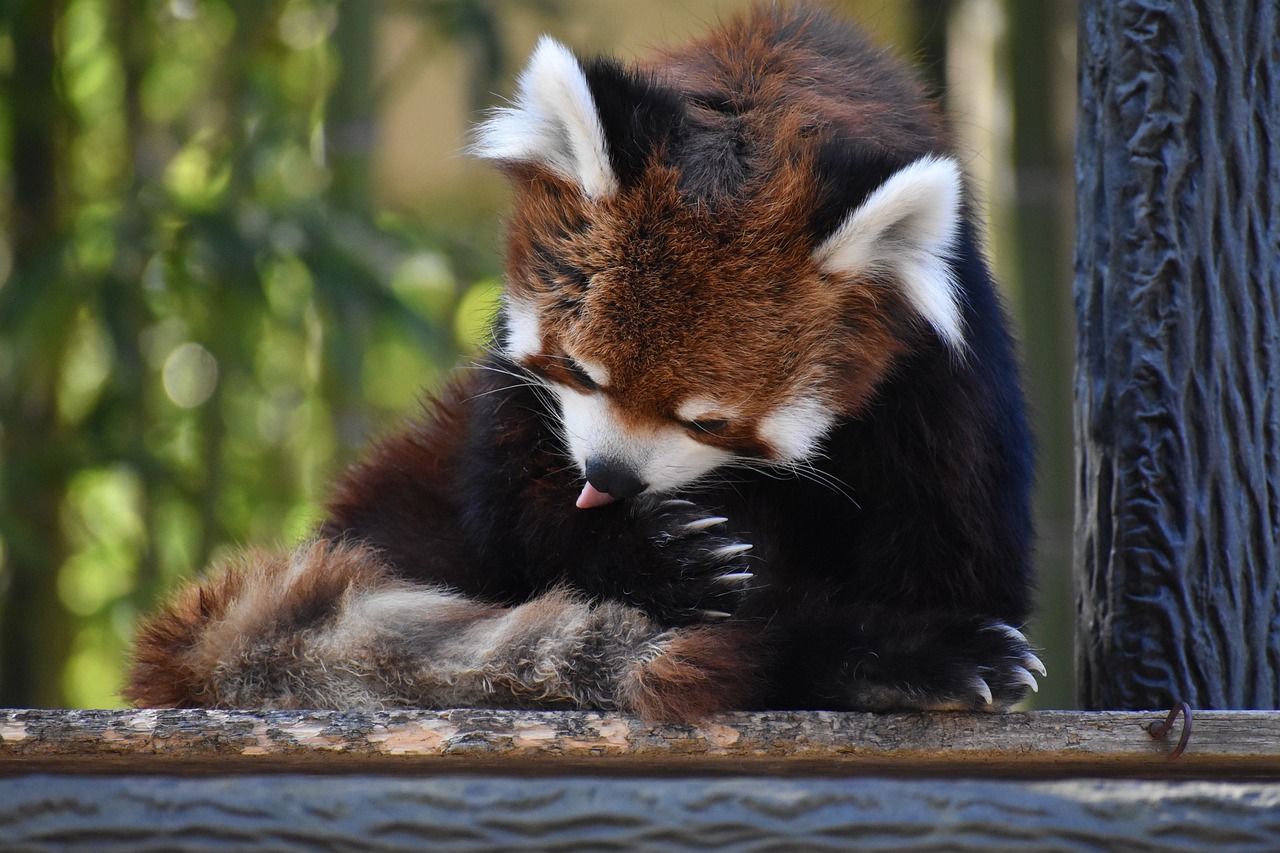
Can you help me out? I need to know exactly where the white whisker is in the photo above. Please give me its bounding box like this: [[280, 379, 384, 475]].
[[726, 455, 860, 507]]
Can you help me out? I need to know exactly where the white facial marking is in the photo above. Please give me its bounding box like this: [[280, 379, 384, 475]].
[[813, 155, 966, 351], [470, 36, 617, 199], [551, 385, 732, 494], [502, 295, 542, 361], [641, 428, 733, 493], [675, 397, 736, 423], [759, 396, 838, 462]]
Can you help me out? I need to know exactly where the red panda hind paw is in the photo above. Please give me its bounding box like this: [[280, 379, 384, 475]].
[[933, 621, 1045, 712], [834, 619, 1045, 714], [894, 621, 1045, 712]]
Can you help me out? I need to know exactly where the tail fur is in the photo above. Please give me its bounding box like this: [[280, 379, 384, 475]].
[[125, 540, 759, 722]]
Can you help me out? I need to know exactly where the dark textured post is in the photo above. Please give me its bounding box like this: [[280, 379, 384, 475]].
[[1075, 1, 1280, 709]]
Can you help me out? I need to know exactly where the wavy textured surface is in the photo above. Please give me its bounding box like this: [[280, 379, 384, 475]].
[[3, 775, 1280, 852], [1075, 0, 1280, 708]]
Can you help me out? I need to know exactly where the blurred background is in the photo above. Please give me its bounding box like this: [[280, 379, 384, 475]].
[[0, 0, 1076, 709]]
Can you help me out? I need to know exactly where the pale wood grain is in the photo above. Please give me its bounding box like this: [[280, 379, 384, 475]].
[[0, 708, 1268, 778]]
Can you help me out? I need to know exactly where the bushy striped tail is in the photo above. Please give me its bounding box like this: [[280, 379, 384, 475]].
[[126, 540, 759, 722]]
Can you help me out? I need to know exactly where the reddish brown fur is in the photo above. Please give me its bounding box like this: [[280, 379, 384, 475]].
[[624, 625, 763, 723], [651, 8, 947, 156], [125, 540, 392, 708], [506, 156, 908, 452], [500, 9, 943, 453], [127, 6, 1037, 722], [127, 530, 753, 721], [126, 555, 249, 707]]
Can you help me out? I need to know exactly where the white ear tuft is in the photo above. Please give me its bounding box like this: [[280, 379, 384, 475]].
[[813, 155, 966, 351], [471, 36, 617, 199], [502, 294, 542, 361]]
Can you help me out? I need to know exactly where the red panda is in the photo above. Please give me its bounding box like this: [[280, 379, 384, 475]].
[[126, 6, 1042, 721]]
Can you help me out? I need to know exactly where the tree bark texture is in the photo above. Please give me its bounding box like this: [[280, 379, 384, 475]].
[[1075, 1, 1280, 709]]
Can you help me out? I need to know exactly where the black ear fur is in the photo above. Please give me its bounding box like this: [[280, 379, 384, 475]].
[[580, 57, 686, 188], [807, 139, 912, 244]]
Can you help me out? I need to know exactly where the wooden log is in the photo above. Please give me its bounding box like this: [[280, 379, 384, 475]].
[[0, 708, 1274, 779]]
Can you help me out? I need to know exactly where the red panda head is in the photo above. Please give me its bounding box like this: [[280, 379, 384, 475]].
[[474, 23, 967, 505]]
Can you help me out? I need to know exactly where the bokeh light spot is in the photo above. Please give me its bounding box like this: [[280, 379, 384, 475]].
[[162, 342, 219, 408]]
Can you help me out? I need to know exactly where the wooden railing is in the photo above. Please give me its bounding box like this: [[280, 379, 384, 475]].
[[3, 708, 1280, 850]]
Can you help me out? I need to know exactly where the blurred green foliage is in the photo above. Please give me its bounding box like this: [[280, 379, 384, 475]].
[[0, 0, 520, 707]]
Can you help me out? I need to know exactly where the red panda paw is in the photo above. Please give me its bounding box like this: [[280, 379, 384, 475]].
[[630, 498, 755, 625], [848, 620, 1046, 713], [964, 622, 1047, 711], [929, 621, 1046, 712]]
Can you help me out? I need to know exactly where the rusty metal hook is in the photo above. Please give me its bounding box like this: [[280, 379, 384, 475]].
[[1145, 701, 1192, 760]]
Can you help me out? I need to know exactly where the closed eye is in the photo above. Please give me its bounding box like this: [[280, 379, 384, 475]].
[[522, 355, 599, 392], [561, 358, 599, 391], [681, 418, 729, 435]]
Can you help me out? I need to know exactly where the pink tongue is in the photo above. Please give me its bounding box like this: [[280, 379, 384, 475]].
[[576, 482, 616, 509]]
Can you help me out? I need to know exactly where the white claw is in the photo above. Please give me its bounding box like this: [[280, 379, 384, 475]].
[[987, 622, 1029, 644], [683, 516, 728, 533], [701, 610, 732, 620], [1010, 666, 1039, 692], [710, 542, 752, 560], [662, 499, 696, 509], [1024, 653, 1047, 677], [974, 678, 994, 706], [715, 572, 754, 584]]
